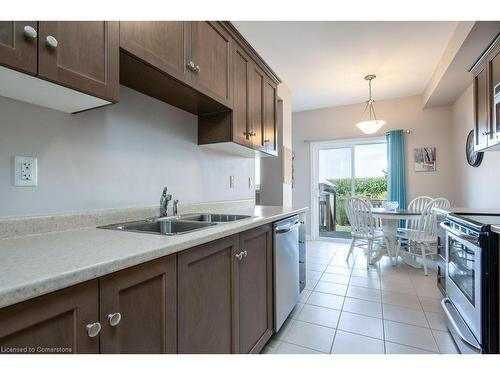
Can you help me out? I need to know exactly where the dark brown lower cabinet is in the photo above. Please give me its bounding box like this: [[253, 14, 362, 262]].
[[0, 280, 99, 354], [177, 225, 273, 354], [177, 235, 239, 353], [238, 224, 273, 353], [99, 255, 177, 353]]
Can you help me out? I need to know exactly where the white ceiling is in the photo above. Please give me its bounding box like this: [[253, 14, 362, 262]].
[[233, 21, 458, 112]]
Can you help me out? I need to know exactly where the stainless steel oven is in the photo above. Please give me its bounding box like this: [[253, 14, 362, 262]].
[[441, 222, 482, 353], [440, 214, 499, 354]]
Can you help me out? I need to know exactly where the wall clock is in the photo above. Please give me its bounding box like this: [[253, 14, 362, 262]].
[[466, 130, 483, 167]]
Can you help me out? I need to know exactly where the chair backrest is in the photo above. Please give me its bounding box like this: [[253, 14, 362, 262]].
[[407, 196, 433, 229], [345, 197, 375, 237], [416, 200, 439, 239], [433, 197, 451, 210]]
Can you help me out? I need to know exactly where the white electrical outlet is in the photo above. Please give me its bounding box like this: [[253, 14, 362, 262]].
[[229, 175, 235, 189], [14, 156, 38, 186]]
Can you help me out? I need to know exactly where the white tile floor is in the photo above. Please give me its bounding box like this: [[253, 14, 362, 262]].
[[262, 240, 458, 354]]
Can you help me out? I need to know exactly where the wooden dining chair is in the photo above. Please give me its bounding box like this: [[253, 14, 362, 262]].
[[345, 197, 386, 269]]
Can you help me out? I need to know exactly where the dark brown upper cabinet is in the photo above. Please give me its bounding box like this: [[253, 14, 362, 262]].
[[249, 63, 265, 151], [0, 21, 37, 75], [237, 224, 273, 354], [0, 280, 100, 354], [473, 62, 489, 150], [472, 34, 500, 152], [120, 21, 190, 85], [38, 21, 119, 103], [99, 255, 177, 354], [487, 39, 500, 145], [120, 21, 231, 115], [232, 42, 253, 148], [121, 21, 280, 157], [263, 76, 278, 155], [0, 21, 119, 112], [190, 22, 232, 107]]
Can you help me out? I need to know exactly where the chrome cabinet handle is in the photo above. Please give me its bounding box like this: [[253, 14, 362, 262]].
[[482, 131, 492, 136], [235, 251, 244, 260], [107, 312, 122, 327], [23, 25, 37, 39], [86, 322, 101, 338], [45, 35, 58, 48], [243, 250, 248, 258], [194, 64, 200, 73], [186, 61, 195, 71], [249, 132, 256, 137], [264, 139, 270, 143]]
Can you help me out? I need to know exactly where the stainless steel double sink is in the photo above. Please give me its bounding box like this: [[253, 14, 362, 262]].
[[98, 213, 252, 236]]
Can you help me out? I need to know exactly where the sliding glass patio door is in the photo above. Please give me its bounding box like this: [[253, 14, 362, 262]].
[[311, 137, 387, 240]]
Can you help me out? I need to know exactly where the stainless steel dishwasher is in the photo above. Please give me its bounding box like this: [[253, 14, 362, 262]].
[[273, 215, 300, 332]]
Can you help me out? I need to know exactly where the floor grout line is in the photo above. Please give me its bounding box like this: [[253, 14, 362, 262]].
[[277, 241, 445, 355]]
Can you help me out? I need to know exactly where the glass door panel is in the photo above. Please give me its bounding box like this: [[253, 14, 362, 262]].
[[318, 148, 352, 238], [354, 143, 388, 204]]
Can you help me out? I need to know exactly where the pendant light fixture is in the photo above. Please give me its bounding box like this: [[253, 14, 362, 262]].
[[355, 74, 386, 134]]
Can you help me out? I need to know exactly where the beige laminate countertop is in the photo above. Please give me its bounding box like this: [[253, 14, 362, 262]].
[[0, 205, 307, 309]]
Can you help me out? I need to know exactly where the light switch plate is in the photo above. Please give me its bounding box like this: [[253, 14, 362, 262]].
[[14, 156, 38, 186]]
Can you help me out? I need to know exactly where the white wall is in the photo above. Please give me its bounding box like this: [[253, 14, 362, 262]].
[[451, 84, 500, 208], [0, 86, 255, 217], [292, 95, 456, 233]]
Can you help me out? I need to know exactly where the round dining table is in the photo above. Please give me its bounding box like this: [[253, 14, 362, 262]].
[[369, 208, 421, 266]]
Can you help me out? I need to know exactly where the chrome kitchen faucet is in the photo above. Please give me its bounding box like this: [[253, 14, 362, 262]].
[[160, 187, 172, 217]]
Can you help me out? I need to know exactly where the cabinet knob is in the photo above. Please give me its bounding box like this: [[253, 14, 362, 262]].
[[45, 35, 58, 48], [264, 139, 270, 143], [194, 65, 200, 73], [243, 250, 248, 258], [249, 132, 256, 137], [186, 61, 195, 71], [86, 322, 102, 338], [235, 251, 244, 260], [23, 25, 37, 39], [107, 312, 122, 327]]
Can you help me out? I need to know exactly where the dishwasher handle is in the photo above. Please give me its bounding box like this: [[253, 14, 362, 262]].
[[275, 221, 300, 234]]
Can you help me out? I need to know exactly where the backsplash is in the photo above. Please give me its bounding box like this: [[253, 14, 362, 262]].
[[0, 86, 255, 217]]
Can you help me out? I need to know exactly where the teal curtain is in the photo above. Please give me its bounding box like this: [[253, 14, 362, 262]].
[[386, 130, 407, 210]]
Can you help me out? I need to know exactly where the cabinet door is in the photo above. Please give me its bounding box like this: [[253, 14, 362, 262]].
[[0, 280, 99, 354], [0, 21, 37, 75], [178, 235, 239, 353], [263, 77, 278, 155], [120, 21, 190, 85], [237, 224, 273, 353], [488, 41, 500, 142], [232, 43, 252, 147], [38, 21, 119, 102], [473, 64, 489, 150], [249, 63, 265, 150], [99, 255, 177, 354], [190, 22, 232, 107]]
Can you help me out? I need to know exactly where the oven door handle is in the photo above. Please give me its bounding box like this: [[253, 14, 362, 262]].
[[441, 298, 482, 353], [439, 222, 480, 246]]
